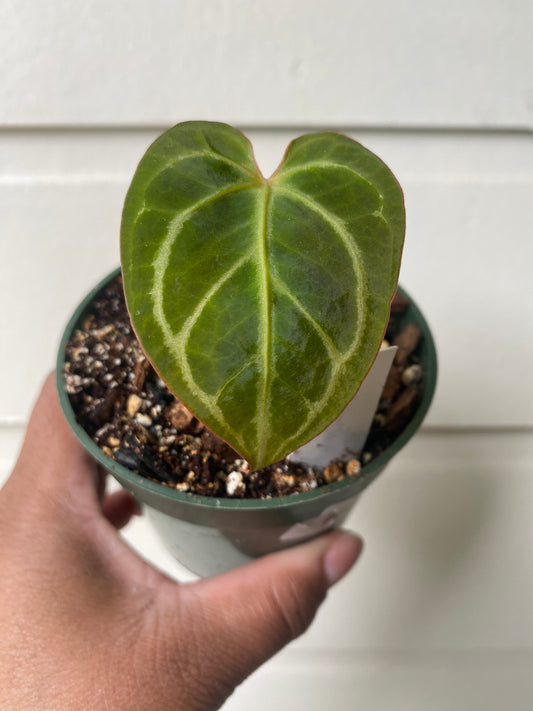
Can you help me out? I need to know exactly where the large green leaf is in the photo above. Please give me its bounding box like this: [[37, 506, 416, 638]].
[[121, 121, 405, 470]]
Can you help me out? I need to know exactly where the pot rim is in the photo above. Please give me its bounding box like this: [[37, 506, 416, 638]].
[[56, 267, 437, 514]]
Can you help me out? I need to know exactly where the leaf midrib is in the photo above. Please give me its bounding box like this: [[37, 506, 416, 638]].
[[255, 181, 273, 466]]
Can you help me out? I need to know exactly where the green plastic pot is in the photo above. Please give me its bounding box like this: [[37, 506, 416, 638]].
[[56, 268, 437, 577]]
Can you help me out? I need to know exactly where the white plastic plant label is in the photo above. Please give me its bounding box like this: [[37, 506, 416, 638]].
[[279, 503, 343, 543], [290, 347, 397, 468]]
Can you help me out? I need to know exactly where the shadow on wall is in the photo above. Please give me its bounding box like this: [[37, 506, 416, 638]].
[[337, 435, 501, 649], [370, 449, 498, 647]]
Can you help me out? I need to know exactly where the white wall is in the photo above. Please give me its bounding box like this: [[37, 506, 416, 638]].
[[1, 2, 532, 709]]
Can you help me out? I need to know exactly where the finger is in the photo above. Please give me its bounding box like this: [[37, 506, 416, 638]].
[[96, 465, 107, 502], [6, 373, 101, 515], [101, 490, 142, 529], [170, 530, 363, 703], [96, 464, 141, 528]]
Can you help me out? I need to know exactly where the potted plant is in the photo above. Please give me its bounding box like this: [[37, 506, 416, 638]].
[[57, 121, 437, 576]]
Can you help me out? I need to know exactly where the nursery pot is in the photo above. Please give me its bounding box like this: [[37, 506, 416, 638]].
[[57, 268, 437, 577]]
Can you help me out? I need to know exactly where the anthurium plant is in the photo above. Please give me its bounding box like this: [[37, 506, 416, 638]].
[[121, 121, 405, 470]]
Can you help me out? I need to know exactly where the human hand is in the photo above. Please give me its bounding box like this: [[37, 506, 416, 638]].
[[0, 375, 362, 711]]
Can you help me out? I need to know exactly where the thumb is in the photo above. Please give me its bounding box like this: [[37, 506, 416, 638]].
[[178, 530, 362, 695]]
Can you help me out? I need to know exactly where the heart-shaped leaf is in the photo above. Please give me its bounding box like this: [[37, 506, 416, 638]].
[[121, 121, 405, 470]]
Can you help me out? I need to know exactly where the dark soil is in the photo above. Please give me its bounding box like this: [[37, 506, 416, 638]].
[[63, 276, 423, 499]]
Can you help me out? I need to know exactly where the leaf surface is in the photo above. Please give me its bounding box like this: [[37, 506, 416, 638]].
[[121, 121, 405, 469]]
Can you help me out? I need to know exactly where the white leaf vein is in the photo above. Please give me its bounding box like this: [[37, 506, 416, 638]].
[[150, 183, 258, 449], [276, 160, 373, 184], [268, 184, 370, 452], [158, 149, 257, 181], [270, 274, 340, 363]]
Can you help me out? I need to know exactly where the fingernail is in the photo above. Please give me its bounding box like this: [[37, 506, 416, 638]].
[[323, 532, 363, 587]]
